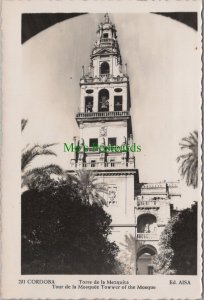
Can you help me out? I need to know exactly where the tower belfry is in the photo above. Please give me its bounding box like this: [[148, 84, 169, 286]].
[[70, 14, 181, 275]]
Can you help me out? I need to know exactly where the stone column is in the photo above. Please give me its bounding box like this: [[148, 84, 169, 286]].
[[93, 87, 98, 112], [122, 85, 127, 111], [109, 86, 114, 111], [80, 86, 86, 112]]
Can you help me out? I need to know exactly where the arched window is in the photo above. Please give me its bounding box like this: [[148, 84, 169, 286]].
[[137, 214, 157, 233], [114, 96, 123, 111], [100, 62, 110, 75], [85, 97, 93, 112], [98, 89, 109, 112]]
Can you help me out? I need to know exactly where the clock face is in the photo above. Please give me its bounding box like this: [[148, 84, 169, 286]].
[[99, 127, 107, 137]]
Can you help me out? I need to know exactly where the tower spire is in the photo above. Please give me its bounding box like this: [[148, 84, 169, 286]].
[[104, 13, 110, 23]]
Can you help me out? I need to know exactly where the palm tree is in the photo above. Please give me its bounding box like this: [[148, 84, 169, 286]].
[[177, 130, 198, 189], [21, 143, 57, 172], [21, 119, 61, 189], [72, 169, 107, 206]]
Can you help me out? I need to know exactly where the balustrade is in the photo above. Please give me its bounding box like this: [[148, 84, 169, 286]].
[[100, 38, 113, 43], [136, 233, 158, 240], [80, 75, 128, 84], [76, 111, 130, 119], [136, 199, 159, 207], [70, 160, 134, 170]]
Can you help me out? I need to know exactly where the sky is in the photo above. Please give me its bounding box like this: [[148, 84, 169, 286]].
[[21, 13, 201, 208]]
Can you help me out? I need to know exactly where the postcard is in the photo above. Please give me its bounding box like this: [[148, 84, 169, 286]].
[[1, 0, 202, 299]]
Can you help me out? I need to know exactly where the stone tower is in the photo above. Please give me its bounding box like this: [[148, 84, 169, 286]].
[[70, 14, 181, 275]]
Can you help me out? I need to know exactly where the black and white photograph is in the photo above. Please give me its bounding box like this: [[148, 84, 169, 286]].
[[1, 1, 202, 299]]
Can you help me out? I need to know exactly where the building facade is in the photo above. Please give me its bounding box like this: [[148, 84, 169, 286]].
[[70, 14, 181, 275]]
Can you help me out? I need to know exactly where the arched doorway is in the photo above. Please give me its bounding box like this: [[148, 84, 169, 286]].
[[100, 62, 110, 75], [136, 245, 157, 275], [98, 89, 109, 112]]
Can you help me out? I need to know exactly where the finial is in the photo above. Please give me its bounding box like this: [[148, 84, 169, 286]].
[[125, 63, 127, 74], [73, 136, 77, 143], [104, 13, 109, 23], [82, 65, 84, 77]]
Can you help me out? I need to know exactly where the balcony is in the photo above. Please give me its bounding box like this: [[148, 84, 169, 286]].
[[135, 181, 181, 197], [136, 233, 158, 240], [136, 199, 159, 208], [70, 161, 135, 170], [80, 75, 128, 85], [100, 38, 114, 43], [76, 111, 130, 123]]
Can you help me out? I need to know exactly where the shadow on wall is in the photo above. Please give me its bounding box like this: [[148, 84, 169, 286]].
[[118, 234, 142, 275]]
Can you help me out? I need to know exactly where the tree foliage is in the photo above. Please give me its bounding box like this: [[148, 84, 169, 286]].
[[21, 119, 59, 190], [71, 169, 108, 206], [22, 164, 64, 190], [154, 202, 197, 275], [22, 177, 119, 274], [21, 143, 57, 172], [177, 131, 198, 188], [21, 120, 118, 274]]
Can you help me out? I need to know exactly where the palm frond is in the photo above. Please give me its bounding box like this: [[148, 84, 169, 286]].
[[21, 119, 28, 132], [21, 144, 57, 171], [72, 169, 107, 206], [42, 143, 57, 148], [177, 131, 198, 189]]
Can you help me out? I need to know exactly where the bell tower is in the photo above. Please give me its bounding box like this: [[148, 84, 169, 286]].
[[70, 14, 139, 273], [72, 13, 136, 170]]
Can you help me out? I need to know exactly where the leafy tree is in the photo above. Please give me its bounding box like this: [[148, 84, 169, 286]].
[[22, 164, 64, 190], [21, 177, 119, 274], [154, 202, 197, 275], [177, 131, 198, 188], [71, 169, 107, 206]]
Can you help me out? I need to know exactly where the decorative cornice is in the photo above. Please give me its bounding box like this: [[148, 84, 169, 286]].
[[110, 224, 137, 227], [67, 169, 138, 176], [80, 75, 128, 86], [96, 170, 138, 176]]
